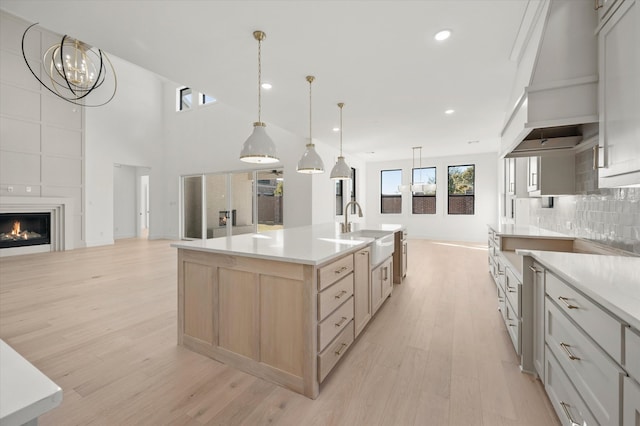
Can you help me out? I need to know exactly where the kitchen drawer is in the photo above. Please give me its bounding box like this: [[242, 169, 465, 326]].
[[623, 376, 640, 426], [318, 320, 354, 383], [626, 327, 640, 381], [503, 298, 521, 355], [545, 346, 599, 426], [546, 271, 623, 363], [496, 257, 506, 290], [318, 254, 354, 291], [504, 267, 521, 317], [318, 296, 354, 352], [318, 273, 353, 321], [545, 298, 624, 426], [497, 284, 506, 314]]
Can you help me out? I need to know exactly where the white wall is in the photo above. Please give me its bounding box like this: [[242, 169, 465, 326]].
[[365, 152, 498, 243], [113, 164, 136, 239], [84, 56, 165, 246]]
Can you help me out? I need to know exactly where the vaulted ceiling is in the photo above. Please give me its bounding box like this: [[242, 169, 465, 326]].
[[1, 0, 531, 161]]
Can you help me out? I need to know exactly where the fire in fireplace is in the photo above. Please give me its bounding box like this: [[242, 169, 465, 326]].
[[0, 213, 51, 249]]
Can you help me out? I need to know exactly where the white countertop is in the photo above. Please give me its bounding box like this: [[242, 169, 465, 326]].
[[171, 223, 404, 266], [517, 250, 640, 331], [488, 224, 573, 239], [0, 340, 62, 426]]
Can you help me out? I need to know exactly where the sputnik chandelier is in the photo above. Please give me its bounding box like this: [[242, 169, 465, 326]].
[[21, 23, 117, 107]]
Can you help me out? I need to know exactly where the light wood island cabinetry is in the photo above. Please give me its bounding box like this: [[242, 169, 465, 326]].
[[174, 224, 401, 399], [353, 247, 371, 338]]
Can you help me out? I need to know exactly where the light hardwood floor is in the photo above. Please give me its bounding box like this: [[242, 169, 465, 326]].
[[0, 238, 559, 425]]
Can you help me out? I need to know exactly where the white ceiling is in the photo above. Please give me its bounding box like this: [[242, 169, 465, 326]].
[[1, 0, 529, 162]]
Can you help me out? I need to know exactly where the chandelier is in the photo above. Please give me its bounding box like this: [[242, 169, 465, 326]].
[[21, 23, 117, 107]]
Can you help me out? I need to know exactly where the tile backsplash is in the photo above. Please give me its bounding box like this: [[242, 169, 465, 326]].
[[529, 188, 640, 254]]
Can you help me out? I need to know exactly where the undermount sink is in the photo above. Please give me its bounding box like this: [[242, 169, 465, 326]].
[[342, 229, 395, 266]]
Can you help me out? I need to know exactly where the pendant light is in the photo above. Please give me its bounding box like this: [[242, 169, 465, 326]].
[[330, 103, 351, 180], [240, 30, 279, 164], [297, 75, 325, 173], [411, 146, 436, 195], [398, 147, 418, 193]]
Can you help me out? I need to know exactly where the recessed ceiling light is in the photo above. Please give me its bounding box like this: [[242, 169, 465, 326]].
[[332, 127, 340, 132], [261, 82, 272, 90], [445, 109, 455, 114], [467, 140, 480, 144], [434, 30, 452, 41]]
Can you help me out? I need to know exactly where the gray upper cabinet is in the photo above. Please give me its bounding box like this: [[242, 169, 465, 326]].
[[527, 155, 575, 197], [597, 0, 640, 188]]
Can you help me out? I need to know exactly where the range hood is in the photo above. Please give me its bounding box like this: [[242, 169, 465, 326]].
[[500, 0, 599, 157]]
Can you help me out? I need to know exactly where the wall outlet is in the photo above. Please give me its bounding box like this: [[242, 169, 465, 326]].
[[7, 186, 13, 192], [26, 186, 32, 192]]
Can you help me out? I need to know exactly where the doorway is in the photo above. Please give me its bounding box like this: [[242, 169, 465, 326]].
[[139, 174, 149, 239], [113, 164, 151, 240]]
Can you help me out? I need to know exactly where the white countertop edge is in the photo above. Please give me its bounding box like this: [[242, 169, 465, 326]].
[[517, 250, 640, 331], [488, 224, 574, 240], [0, 340, 63, 426], [171, 223, 403, 266], [171, 239, 372, 266]]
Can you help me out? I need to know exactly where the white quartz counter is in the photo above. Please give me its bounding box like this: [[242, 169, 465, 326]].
[[517, 250, 640, 331], [171, 223, 404, 266], [488, 224, 573, 240], [0, 340, 62, 426]]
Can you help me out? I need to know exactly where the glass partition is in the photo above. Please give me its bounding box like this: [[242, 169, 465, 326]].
[[182, 175, 203, 239], [181, 168, 283, 239]]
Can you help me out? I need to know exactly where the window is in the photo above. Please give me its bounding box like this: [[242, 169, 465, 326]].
[[448, 165, 475, 215], [179, 87, 192, 111], [381, 169, 402, 214], [349, 167, 357, 214], [412, 167, 436, 214], [335, 180, 344, 215], [201, 93, 217, 105]]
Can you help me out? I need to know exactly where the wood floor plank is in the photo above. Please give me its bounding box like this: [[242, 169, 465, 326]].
[[0, 237, 560, 425]]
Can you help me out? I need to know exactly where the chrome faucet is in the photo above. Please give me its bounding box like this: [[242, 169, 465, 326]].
[[342, 201, 363, 233]]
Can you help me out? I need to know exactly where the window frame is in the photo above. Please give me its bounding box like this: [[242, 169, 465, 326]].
[[380, 169, 402, 214], [447, 164, 475, 215], [412, 166, 436, 215], [178, 87, 192, 111]]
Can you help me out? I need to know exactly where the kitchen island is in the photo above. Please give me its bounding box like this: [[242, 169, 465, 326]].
[[171, 223, 402, 399]]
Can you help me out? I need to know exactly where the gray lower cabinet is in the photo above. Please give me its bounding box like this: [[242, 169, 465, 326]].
[[530, 261, 546, 381], [623, 376, 640, 426], [532, 267, 639, 426]]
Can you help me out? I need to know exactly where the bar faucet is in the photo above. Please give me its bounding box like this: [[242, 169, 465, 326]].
[[342, 201, 363, 233]]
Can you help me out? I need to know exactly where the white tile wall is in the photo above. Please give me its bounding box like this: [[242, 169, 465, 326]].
[[530, 188, 640, 254]]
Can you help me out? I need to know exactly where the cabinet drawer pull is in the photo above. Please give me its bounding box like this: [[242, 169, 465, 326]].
[[334, 290, 347, 299], [594, 0, 603, 10], [560, 342, 581, 361], [506, 283, 516, 293], [359, 251, 367, 256], [334, 266, 348, 274], [334, 342, 348, 356], [559, 401, 580, 426], [335, 316, 348, 327], [528, 265, 540, 273], [558, 296, 579, 310]]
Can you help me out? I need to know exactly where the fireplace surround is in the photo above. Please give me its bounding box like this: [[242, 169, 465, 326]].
[[0, 196, 75, 256]]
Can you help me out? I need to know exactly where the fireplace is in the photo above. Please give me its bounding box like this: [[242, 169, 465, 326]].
[[0, 213, 51, 249]]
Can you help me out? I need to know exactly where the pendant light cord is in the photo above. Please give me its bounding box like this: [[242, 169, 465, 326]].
[[338, 103, 344, 156], [257, 37, 262, 123], [309, 78, 312, 141]]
